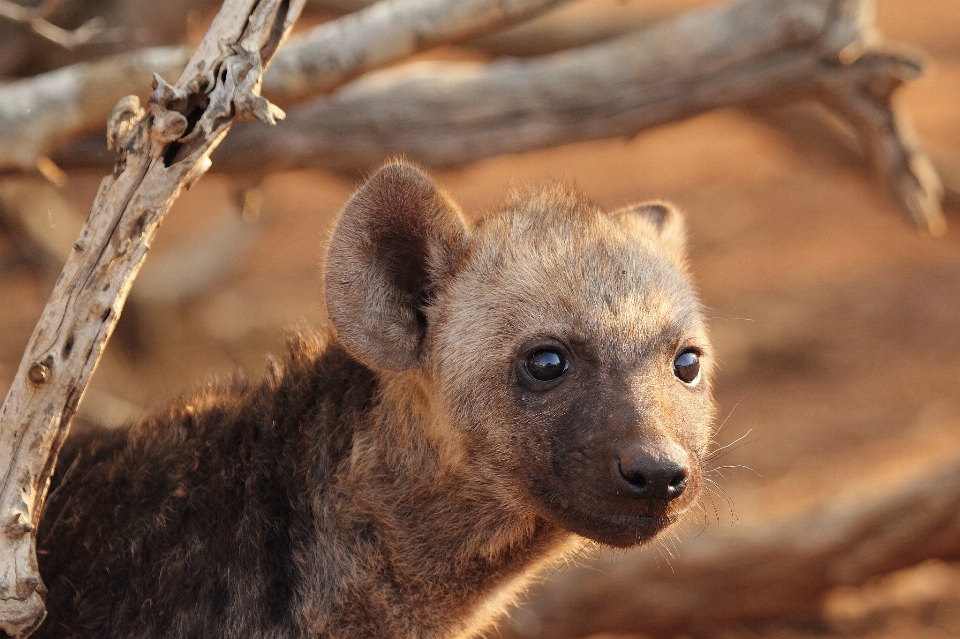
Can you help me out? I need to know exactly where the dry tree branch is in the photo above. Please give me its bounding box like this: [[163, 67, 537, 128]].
[[305, 0, 372, 12], [813, 55, 944, 233], [306, 0, 655, 58], [0, 0, 569, 175], [36, 0, 945, 233], [0, 0, 120, 49], [263, 0, 572, 103], [0, 0, 305, 635], [212, 0, 946, 233]]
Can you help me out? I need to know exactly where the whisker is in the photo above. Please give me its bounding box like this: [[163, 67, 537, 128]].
[[706, 464, 762, 480], [707, 464, 759, 473], [704, 479, 738, 524], [704, 436, 762, 464], [688, 500, 709, 538], [702, 489, 721, 525], [709, 392, 749, 444], [654, 541, 675, 573], [704, 428, 754, 461]]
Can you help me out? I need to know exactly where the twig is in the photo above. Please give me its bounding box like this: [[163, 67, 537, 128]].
[[0, 0, 121, 49], [0, 0, 305, 636]]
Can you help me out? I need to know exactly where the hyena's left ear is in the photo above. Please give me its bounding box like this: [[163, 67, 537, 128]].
[[611, 201, 688, 268], [324, 162, 470, 372]]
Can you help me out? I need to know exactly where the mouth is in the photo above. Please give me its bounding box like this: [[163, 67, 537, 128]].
[[538, 500, 677, 548], [527, 465, 703, 548], [578, 509, 675, 547]]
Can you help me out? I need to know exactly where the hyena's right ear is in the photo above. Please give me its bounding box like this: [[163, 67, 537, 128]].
[[324, 162, 470, 372], [611, 201, 688, 269]]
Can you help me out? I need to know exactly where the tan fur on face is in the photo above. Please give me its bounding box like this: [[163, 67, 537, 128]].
[[422, 183, 715, 545], [428, 184, 711, 413]]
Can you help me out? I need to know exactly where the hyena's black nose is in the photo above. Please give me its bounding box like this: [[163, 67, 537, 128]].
[[615, 449, 688, 501]]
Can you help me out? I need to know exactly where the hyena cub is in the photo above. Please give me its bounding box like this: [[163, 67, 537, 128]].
[[34, 162, 715, 639]]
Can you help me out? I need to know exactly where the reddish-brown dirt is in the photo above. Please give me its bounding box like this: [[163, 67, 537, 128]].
[[0, 1, 958, 637]]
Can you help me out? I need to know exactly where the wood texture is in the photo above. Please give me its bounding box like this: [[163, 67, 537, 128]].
[[0, 0, 304, 635], [0, 46, 190, 172]]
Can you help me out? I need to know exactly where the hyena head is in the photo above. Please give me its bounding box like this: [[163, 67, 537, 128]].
[[325, 162, 715, 548]]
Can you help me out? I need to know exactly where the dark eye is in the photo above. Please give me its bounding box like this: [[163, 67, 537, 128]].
[[525, 349, 569, 382], [673, 350, 701, 384]]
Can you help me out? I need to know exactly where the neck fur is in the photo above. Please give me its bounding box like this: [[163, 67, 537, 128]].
[[302, 368, 579, 638]]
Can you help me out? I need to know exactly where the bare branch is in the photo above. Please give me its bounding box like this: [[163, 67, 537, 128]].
[[0, 46, 190, 172], [264, 0, 571, 103], [0, 0, 569, 174], [213, 0, 946, 232], [307, 0, 659, 58], [813, 53, 945, 234], [25, 0, 941, 231], [0, 0, 305, 635], [305, 0, 373, 12]]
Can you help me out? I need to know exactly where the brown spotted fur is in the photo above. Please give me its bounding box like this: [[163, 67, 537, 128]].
[[34, 162, 715, 639]]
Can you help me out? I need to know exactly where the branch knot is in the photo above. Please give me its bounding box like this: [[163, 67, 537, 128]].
[[147, 74, 193, 146], [106, 95, 146, 155]]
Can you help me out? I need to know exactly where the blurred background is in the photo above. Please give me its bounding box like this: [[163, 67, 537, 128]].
[[0, 0, 958, 637]]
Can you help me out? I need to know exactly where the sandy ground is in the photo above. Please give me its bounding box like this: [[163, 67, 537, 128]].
[[0, 0, 958, 637]]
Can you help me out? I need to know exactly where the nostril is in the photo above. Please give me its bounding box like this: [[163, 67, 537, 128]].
[[619, 464, 648, 491], [666, 471, 688, 499]]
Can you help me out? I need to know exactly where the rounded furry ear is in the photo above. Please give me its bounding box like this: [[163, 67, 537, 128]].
[[611, 201, 688, 268], [324, 162, 470, 372]]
